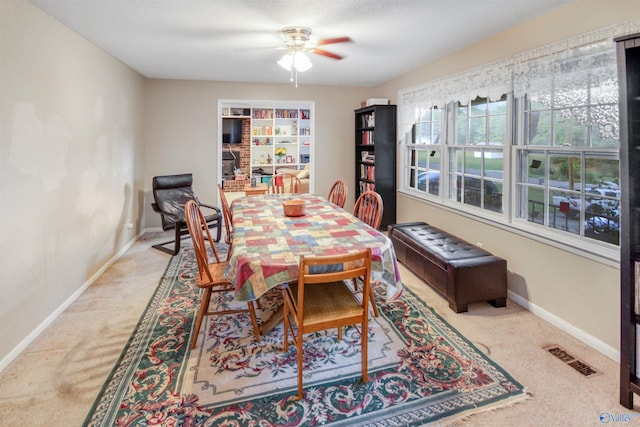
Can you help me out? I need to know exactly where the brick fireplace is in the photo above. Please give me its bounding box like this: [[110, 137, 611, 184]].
[[222, 119, 251, 192]]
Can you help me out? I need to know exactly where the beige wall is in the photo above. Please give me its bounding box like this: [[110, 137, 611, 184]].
[[0, 0, 145, 366], [143, 80, 369, 228], [371, 0, 640, 359]]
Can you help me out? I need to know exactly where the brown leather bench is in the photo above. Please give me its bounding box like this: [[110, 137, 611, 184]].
[[388, 222, 507, 313]]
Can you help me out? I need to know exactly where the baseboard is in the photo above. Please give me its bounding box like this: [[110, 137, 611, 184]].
[[0, 232, 143, 373], [508, 289, 619, 363]]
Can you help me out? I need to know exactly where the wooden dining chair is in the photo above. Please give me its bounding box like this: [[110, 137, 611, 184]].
[[283, 248, 372, 400], [218, 184, 233, 261], [184, 200, 261, 349], [284, 173, 302, 194], [352, 190, 383, 317], [327, 179, 348, 208], [353, 190, 384, 229], [267, 174, 285, 194], [267, 173, 302, 194], [282, 173, 303, 193]]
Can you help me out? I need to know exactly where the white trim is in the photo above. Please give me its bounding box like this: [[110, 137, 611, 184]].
[[0, 233, 142, 373], [508, 289, 619, 362]]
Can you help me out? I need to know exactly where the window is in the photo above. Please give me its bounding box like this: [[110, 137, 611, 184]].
[[398, 24, 630, 257], [516, 92, 620, 245], [450, 96, 507, 213], [407, 106, 441, 196]]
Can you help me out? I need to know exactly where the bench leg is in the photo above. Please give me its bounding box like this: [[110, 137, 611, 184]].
[[488, 298, 507, 308], [449, 300, 468, 313]]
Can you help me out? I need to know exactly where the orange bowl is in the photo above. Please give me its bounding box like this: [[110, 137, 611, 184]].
[[283, 199, 305, 217]]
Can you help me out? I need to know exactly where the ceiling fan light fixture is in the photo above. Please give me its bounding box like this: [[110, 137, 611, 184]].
[[293, 51, 312, 72], [277, 50, 312, 73], [277, 53, 293, 71], [277, 26, 317, 86]]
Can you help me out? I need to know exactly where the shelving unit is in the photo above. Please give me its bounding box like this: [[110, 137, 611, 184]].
[[355, 105, 397, 228], [250, 107, 311, 179], [617, 32, 640, 409]]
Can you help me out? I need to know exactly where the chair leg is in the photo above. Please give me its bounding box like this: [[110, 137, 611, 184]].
[[369, 291, 379, 317], [174, 224, 182, 253], [362, 317, 368, 384], [191, 287, 212, 349], [283, 292, 290, 352], [247, 301, 261, 342], [353, 277, 378, 318], [151, 225, 183, 256], [296, 332, 304, 400], [226, 241, 233, 262], [216, 218, 222, 241]]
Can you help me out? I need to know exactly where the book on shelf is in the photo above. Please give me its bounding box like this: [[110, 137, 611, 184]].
[[252, 109, 273, 119], [275, 109, 298, 119], [253, 126, 273, 136], [300, 109, 311, 120], [361, 130, 375, 145], [360, 112, 375, 128], [361, 151, 375, 162], [360, 164, 375, 181]]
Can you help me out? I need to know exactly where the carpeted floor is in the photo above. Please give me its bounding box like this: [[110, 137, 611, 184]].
[[83, 244, 527, 426], [0, 231, 631, 426]]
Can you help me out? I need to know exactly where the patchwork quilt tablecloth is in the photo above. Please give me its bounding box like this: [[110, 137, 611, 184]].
[[226, 194, 403, 302]]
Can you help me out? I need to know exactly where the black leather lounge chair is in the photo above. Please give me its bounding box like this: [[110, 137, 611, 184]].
[[151, 173, 222, 255]]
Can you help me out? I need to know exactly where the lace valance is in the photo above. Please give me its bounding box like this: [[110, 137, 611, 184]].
[[398, 21, 640, 138]]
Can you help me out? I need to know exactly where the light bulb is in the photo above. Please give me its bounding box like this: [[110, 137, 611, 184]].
[[277, 53, 293, 71], [293, 52, 312, 72]]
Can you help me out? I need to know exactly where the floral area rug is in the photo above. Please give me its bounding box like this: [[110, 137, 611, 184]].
[[84, 245, 527, 426]]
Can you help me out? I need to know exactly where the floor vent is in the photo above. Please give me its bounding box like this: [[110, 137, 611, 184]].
[[545, 345, 599, 377]]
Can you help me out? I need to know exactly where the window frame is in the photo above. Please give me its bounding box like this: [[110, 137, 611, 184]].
[[512, 94, 620, 248], [405, 106, 444, 199], [400, 94, 620, 263], [448, 96, 510, 215]]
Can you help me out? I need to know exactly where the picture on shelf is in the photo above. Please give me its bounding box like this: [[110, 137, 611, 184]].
[[285, 155, 293, 164]]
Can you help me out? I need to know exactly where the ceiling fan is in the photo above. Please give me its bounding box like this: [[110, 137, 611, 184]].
[[279, 26, 351, 61], [276, 26, 351, 86]]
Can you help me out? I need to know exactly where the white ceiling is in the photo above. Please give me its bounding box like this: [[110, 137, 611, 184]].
[[30, 0, 574, 87]]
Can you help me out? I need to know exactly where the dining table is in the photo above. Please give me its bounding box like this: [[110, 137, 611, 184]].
[[225, 193, 403, 333]]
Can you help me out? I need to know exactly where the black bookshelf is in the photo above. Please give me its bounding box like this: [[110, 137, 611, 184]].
[[616, 32, 640, 409], [355, 105, 397, 228]]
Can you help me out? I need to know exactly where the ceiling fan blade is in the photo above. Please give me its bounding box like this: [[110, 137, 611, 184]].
[[233, 45, 281, 52], [311, 48, 343, 60], [316, 37, 352, 46]]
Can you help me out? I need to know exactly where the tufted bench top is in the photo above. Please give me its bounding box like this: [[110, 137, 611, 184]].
[[389, 222, 492, 270], [389, 221, 507, 312]]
